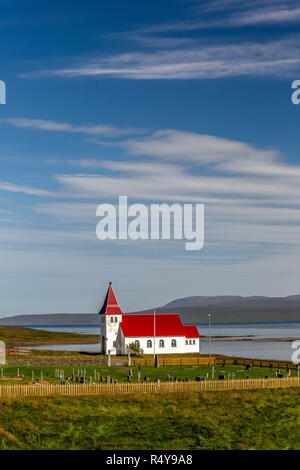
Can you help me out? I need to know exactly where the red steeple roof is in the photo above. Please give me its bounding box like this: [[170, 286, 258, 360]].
[[99, 282, 123, 315]]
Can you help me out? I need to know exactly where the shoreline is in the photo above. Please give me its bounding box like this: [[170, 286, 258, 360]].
[[9, 339, 100, 347], [201, 336, 299, 342]]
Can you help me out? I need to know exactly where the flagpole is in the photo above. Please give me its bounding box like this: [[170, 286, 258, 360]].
[[153, 309, 156, 358], [208, 313, 212, 366]]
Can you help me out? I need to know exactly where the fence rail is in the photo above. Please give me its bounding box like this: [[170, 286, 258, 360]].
[[132, 357, 215, 366], [132, 356, 298, 369], [0, 377, 300, 398], [6, 348, 30, 356]]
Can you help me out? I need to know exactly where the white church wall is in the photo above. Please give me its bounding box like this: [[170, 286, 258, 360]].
[[102, 313, 201, 355], [103, 314, 123, 355], [184, 338, 200, 353], [124, 336, 188, 354]]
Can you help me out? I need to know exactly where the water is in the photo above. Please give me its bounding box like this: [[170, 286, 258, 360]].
[[27, 322, 300, 360], [199, 321, 300, 360], [28, 325, 99, 335], [197, 322, 300, 340], [29, 325, 101, 353], [30, 343, 101, 352], [200, 339, 294, 361]]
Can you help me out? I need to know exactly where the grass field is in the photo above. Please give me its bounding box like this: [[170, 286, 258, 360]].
[[0, 387, 299, 450], [0, 326, 99, 346], [0, 363, 297, 384]]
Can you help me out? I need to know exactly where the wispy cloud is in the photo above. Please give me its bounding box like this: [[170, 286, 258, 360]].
[[120, 129, 279, 164], [3, 124, 300, 203], [17, 0, 300, 82], [142, 0, 300, 31], [0, 182, 52, 197], [227, 6, 300, 27], [20, 35, 300, 80], [1, 118, 145, 137], [3, 121, 300, 300]]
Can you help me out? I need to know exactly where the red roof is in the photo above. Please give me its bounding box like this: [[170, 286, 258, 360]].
[[120, 314, 200, 338], [99, 282, 123, 315], [183, 325, 200, 338]]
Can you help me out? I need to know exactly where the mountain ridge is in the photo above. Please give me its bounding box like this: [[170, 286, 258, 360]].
[[0, 295, 299, 326], [162, 295, 300, 308], [0, 305, 300, 327]]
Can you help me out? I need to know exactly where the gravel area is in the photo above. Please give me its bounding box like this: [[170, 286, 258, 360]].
[[7, 358, 127, 366]]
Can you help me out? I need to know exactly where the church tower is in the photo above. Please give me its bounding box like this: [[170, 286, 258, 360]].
[[99, 282, 123, 355]]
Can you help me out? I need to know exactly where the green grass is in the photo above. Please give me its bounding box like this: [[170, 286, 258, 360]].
[[0, 388, 299, 449], [0, 363, 296, 384], [0, 325, 99, 346]]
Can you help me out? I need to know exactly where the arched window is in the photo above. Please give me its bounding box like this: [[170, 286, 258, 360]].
[[159, 339, 164, 348], [115, 317, 118, 323], [171, 339, 177, 348], [147, 340, 152, 348], [110, 317, 113, 323], [135, 340, 140, 347]]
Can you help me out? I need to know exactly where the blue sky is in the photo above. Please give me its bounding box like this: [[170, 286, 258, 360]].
[[1, 0, 300, 316]]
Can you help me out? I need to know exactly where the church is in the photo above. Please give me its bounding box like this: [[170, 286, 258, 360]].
[[99, 282, 200, 355]]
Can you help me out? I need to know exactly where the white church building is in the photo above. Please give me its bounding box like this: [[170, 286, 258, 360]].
[[99, 282, 200, 355]]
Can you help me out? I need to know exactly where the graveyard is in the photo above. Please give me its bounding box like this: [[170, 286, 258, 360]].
[[0, 362, 299, 385]]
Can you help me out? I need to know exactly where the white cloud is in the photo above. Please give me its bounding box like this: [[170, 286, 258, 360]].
[[66, 159, 106, 168], [21, 35, 300, 80], [2, 126, 300, 205], [121, 129, 278, 164], [0, 182, 52, 197], [138, 0, 300, 31], [0, 226, 94, 245], [233, 7, 300, 26], [35, 202, 98, 220], [2, 125, 300, 270], [1, 118, 144, 137], [2, 124, 300, 312]]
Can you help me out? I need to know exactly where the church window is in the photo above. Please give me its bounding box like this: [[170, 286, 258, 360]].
[[147, 340, 152, 348], [171, 339, 177, 347], [185, 340, 188, 345], [193, 340, 195, 345], [135, 340, 140, 347], [159, 339, 164, 348], [110, 317, 113, 323], [115, 317, 118, 323]]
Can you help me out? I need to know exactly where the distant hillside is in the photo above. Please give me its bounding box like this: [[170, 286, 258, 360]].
[[163, 295, 300, 309], [0, 299, 300, 327], [130, 306, 300, 324], [0, 313, 99, 326], [0, 325, 99, 346]]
